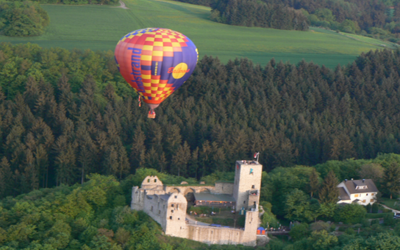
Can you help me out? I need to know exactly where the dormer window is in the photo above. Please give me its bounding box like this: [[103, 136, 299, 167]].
[[356, 185, 368, 190]]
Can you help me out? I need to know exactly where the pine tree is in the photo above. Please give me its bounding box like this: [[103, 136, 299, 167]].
[[383, 162, 400, 199], [319, 171, 339, 204], [171, 141, 191, 177], [309, 168, 319, 198], [130, 127, 146, 169], [0, 157, 12, 198]]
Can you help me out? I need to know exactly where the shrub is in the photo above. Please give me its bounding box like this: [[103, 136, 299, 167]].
[[334, 204, 366, 224], [289, 223, 310, 241], [345, 227, 356, 235], [372, 203, 379, 213]]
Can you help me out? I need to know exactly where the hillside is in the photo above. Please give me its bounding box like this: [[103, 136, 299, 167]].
[[0, 0, 396, 68], [1, 43, 400, 198]]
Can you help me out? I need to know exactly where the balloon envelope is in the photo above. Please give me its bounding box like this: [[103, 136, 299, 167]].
[[115, 28, 198, 110]]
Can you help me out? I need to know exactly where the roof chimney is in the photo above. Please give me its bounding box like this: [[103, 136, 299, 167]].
[[351, 178, 353, 180], [345, 179, 347, 182], [362, 179, 365, 183]]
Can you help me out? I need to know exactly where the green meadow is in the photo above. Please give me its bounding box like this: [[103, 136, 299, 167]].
[[0, 0, 395, 68]]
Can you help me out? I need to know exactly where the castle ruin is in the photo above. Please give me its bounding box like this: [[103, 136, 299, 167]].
[[131, 160, 263, 246]]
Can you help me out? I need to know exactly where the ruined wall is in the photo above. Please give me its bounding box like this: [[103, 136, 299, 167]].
[[131, 186, 144, 210], [141, 176, 163, 190], [131, 170, 260, 246], [187, 225, 255, 246], [143, 194, 170, 230], [241, 210, 258, 246], [165, 193, 188, 237], [214, 182, 234, 195]]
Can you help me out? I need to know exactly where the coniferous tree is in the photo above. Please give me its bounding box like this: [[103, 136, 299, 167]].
[[319, 171, 339, 204], [0, 157, 12, 197], [309, 168, 319, 198], [171, 141, 191, 176], [383, 163, 400, 199]]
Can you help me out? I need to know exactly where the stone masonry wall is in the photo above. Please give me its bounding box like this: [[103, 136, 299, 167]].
[[187, 225, 245, 245], [214, 182, 234, 195], [143, 194, 169, 230], [164, 193, 188, 237]]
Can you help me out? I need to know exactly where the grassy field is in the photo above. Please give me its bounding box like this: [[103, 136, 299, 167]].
[[0, 0, 395, 68]]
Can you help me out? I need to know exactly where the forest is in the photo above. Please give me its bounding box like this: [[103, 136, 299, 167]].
[[178, 0, 400, 41], [0, 173, 255, 250], [1, 42, 400, 199], [3, 155, 400, 249], [209, 0, 309, 30], [0, 1, 49, 37]]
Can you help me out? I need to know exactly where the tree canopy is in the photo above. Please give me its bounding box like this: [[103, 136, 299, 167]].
[[0, 1, 50, 37], [2, 43, 400, 198]]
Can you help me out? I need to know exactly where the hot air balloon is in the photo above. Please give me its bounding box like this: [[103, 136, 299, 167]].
[[115, 28, 198, 118]]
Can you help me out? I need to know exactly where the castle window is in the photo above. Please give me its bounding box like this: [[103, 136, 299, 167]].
[[148, 179, 150, 183], [154, 179, 157, 182], [252, 185, 255, 189], [171, 204, 174, 207], [159, 210, 161, 214], [243, 201, 246, 204], [151, 206, 153, 211], [177, 204, 179, 210], [175, 195, 177, 198], [170, 216, 172, 220], [178, 218, 180, 220], [171, 210, 174, 213]]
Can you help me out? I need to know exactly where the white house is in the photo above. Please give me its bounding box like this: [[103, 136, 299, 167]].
[[337, 179, 378, 205]]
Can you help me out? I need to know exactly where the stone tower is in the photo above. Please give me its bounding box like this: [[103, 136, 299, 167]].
[[233, 160, 262, 211]]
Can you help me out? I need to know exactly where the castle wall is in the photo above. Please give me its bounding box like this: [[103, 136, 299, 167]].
[[165, 186, 215, 194], [131, 160, 263, 246], [214, 182, 234, 195], [131, 186, 144, 211], [187, 225, 245, 245], [141, 176, 163, 190], [241, 210, 259, 246], [164, 193, 188, 237], [143, 194, 169, 230]]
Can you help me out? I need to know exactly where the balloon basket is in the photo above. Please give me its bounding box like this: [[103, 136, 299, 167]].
[[148, 111, 156, 119]]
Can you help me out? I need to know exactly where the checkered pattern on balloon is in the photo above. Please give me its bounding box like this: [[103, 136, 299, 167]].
[[115, 28, 198, 118]]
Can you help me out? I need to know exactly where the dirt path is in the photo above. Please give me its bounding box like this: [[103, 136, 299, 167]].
[[380, 203, 400, 214], [116, 0, 128, 9]]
